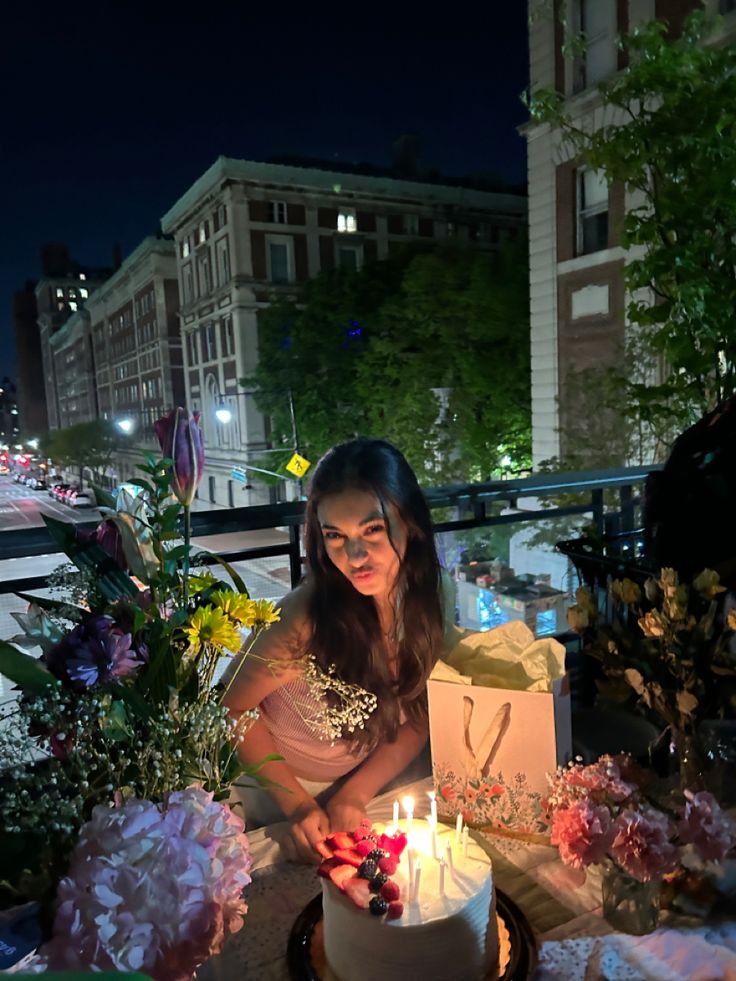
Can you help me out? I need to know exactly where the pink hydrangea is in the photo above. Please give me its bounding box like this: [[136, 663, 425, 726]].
[[678, 790, 736, 863], [551, 799, 614, 869], [41, 786, 252, 981], [547, 756, 636, 811], [610, 807, 678, 882]]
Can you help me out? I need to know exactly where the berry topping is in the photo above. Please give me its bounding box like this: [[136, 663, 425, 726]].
[[344, 877, 372, 909], [368, 872, 389, 893], [359, 818, 373, 829], [379, 831, 408, 857], [357, 859, 378, 879], [378, 855, 398, 875], [316, 840, 335, 860], [368, 848, 386, 862], [329, 832, 355, 851], [369, 895, 389, 916], [355, 839, 374, 857], [351, 826, 370, 842], [333, 847, 363, 868], [317, 857, 340, 878], [387, 900, 404, 920], [328, 864, 358, 891], [380, 880, 401, 902]]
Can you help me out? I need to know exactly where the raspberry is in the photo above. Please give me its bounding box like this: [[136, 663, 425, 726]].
[[380, 880, 400, 902], [387, 900, 404, 920], [355, 839, 374, 857], [368, 872, 389, 893], [369, 895, 389, 916], [378, 855, 398, 875], [357, 859, 378, 879]]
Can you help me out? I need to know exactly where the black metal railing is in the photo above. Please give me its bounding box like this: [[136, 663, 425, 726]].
[[0, 464, 659, 596]]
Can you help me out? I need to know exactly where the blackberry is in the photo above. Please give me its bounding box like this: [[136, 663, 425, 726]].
[[357, 859, 378, 879], [368, 848, 386, 862], [369, 895, 389, 916], [368, 872, 389, 893]]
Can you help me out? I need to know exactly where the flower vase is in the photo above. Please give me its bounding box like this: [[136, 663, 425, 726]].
[[601, 865, 660, 935], [671, 728, 707, 793]]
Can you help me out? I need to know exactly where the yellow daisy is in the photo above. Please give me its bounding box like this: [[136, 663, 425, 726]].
[[210, 590, 254, 626], [251, 599, 281, 628], [184, 605, 242, 652]]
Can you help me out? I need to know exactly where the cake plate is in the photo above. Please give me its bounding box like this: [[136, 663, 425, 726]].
[[287, 888, 538, 981]]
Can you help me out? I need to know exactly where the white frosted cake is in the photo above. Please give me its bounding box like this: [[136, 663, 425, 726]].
[[317, 822, 498, 981]]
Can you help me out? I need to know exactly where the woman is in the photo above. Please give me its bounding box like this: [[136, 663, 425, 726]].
[[224, 437, 448, 863]]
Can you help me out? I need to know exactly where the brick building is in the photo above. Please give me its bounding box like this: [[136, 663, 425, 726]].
[[524, 0, 735, 466]]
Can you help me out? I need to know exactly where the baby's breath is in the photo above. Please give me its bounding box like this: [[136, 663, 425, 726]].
[[279, 655, 378, 744]]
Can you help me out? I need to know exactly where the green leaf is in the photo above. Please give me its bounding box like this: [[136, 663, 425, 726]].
[[15, 591, 87, 618], [90, 483, 116, 510], [101, 699, 131, 741], [193, 548, 248, 594], [0, 641, 57, 693]]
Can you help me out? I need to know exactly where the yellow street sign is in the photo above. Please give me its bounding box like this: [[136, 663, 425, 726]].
[[286, 452, 311, 477]]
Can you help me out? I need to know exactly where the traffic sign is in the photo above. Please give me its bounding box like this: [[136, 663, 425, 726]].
[[286, 453, 311, 477], [230, 469, 247, 483]]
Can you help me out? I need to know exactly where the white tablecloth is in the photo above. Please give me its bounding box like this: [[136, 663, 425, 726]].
[[201, 777, 736, 981]]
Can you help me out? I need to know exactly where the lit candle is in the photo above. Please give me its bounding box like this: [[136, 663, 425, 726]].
[[462, 826, 469, 857], [407, 847, 415, 890], [392, 799, 400, 825], [428, 790, 438, 830], [455, 812, 463, 843], [412, 859, 422, 903], [445, 841, 454, 873], [431, 832, 437, 860], [438, 857, 446, 896], [402, 795, 414, 831]]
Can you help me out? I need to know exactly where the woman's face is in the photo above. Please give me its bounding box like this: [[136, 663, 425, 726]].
[[317, 488, 407, 603]]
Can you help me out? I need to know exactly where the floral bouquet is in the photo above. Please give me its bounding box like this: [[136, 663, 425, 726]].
[[0, 408, 279, 977], [546, 753, 736, 931]]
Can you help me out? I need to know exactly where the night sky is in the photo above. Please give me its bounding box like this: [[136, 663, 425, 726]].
[[1, 3, 530, 380]]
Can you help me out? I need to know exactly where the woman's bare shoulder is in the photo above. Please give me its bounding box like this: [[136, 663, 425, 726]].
[[252, 580, 314, 660]]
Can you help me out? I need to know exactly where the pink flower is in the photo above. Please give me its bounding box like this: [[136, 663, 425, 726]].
[[551, 799, 614, 869], [610, 807, 678, 882], [440, 785, 456, 801], [678, 791, 736, 863], [41, 787, 251, 981]]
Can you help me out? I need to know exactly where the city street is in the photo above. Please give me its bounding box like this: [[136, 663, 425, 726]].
[[0, 474, 99, 531]]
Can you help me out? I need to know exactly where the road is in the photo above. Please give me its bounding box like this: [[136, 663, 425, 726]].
[[0, 474, 100, 532]]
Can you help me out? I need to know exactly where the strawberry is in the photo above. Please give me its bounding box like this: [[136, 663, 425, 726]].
[[380, 879, 401, 902], [328, 864, 357, 891], [378, 855, 398, 875], [333, 848, 363, 868], [344, 877, 372, 909], [330, 832, 355, 851], [355, 839, 374, 857], [317, 857, 340, 878], [387, 900, 404, 920], [316, 840, 335, 860], [380, 831, 408, 857]]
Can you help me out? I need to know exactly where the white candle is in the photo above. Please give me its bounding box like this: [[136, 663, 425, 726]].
[[431, 832, 437, 860], [462, 826, 469, 857], [392, 799, 400, 825], [407, 847, 415, 890], [412, 859, 422, 903], [438, 858, 446, 896], [455, 812, 463, 843], [445, 842, 454, 873], [428, 790, 438, 829], [402, 795, 414, 831]]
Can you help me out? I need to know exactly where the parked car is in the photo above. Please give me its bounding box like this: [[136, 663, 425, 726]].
[[53, 483, 73, 501], [31, 476, 48, 490], [71, 490, 96, 508]]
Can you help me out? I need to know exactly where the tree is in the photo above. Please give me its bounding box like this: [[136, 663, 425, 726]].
[[529, 10, 736, 455], [245, 242, 531, 485], [40, 419, 121, 486]]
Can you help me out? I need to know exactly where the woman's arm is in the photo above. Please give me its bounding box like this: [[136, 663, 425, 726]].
[[325, 719, 428, 830], [223, 585, 331, 862]]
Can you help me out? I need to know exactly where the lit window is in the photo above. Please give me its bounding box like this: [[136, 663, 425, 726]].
[[69, 288, 77, 299], [337, 210, 357, 233], [269, 201, 288, 224], [182, 239, 190, 258], [79, 273, 86, 281], [69, 301, 78, 311], [55, 288, 64, 298], [198, 222, 207, 244], [79, 288, 88, 299], [577, 169, 609, 254]]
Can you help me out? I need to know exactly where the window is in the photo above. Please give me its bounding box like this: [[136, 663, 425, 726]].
[[269, 201, 287, 224], [337, 209, 357, 233], [79, 273, 86, 281], [198, 254, 212, 295], [577, 168, 609, 255], [187, 331, 198, 365], [55, 287, 64, 298], [338, 244, 362, 272], [404, 214, 419, 235], [204, 322, 216, 361], [198, 221, 208, 245], [79, 287, 88, 299], [181, 238, 190, 259], [222, 317, 234, 356], [574, 0, 617, 91], [214, 203, 227, 230], [216, 238, 230, 286], [184, 265, 194, 303], [69, 301, 78, 311], [267, 237, 292, 284]]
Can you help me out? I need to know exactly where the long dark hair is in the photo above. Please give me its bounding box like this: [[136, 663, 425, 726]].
[[303, 438, 443, 749]]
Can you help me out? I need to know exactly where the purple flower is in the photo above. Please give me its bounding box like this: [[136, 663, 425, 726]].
[[154, 408, 205, 507], [45, 616, 147, 691], [678, 790, 736, 863], [76, 519, 127, 570]]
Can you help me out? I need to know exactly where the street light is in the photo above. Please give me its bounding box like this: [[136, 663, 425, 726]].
[[215, 401, 232, 424], [117, 418, 134, 434]]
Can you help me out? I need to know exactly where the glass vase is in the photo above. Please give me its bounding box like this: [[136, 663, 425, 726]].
[[671, 728, 707, 793], [601, 865, 660, 935]]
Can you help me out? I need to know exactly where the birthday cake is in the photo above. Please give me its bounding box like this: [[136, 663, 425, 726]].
[[317, 821, 498, 981]]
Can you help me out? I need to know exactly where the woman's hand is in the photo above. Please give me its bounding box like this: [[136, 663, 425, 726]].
[[326, 793, 368, 833], [282, 799, 331, 864]]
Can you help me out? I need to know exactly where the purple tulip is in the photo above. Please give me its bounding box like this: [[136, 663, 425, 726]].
[[154, 408, 205, 507]]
